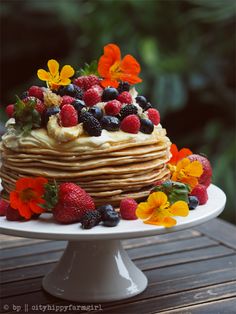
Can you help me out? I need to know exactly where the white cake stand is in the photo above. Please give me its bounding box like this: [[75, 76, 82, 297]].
[[0, 184, 226, 302]]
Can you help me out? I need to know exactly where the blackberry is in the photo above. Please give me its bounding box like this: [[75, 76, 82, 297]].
[[119, 104, 138, 120], [89, 106, 103, 120], [43, 107, 60, 125], [83, 115, 102, 136], [78, 111, 92, 123], [20, 91, 29, 100], [80, 210, 102, 229], [72, 99, 86, 114], [100, 116, 120, 131], [102, 211, 120, 227], [97, 204, 115, 220], [118, 81, 130, 93], [58, 84, 83, 99], [102, 87, 119, 101], [140, 118, 154, 134], [188, 196, 199, 210]]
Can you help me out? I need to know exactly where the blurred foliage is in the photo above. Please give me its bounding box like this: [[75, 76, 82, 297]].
[[0, 0, 235, 223]]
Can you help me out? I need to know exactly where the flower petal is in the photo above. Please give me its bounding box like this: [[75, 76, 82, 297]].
[[98, 43, 121, 78], [182, 177, 198, 189], [162, 217, 177, 227], [185, 161, 203, 177], [10, 191, 20, 209], [29, 200, 44, 214], [176, 158, 190, 171], [170, 201, 189, 217], [60, 65, 75, 80], [59, 78, 71, 86], [48, 59, 59, 76], [37, 69, 50, 81], [100, 78, 119, 88], [120, 55, 142, 84], [147, 191, 168, 209], [136, 202, 154, 220]]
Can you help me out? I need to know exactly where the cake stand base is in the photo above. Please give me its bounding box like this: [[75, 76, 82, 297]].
[[42, 239, 148, 302]]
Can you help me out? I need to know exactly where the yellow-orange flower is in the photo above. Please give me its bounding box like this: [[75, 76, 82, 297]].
[[169, 143, 192, 165], [10, 177, 48, 219], [37, 59, 75, 90], [98, 43, 142, 88], [136, 191, 189, 227], [169, 158, 203, 189]]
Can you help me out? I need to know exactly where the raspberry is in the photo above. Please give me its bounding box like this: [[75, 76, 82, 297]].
[[83, 88, 101, 107], [117, 91, 132, 104], [91, 84, 103, 95], [5, 104, 14, 118], [61, 96, 75, 107], [190, 184, 208, 205], [35, 100, 45, 114], [74, 75, 100, 91], [0, 199, 8, 216], [105, 100, 122, 116], [147, 108, 160, 125], [60, 104, 78, 127], [120, 198, 138, 220], [28, 86, 44, 100], [6, 206, 24, 221], [188, 154, 212, 187], [120, 114, 140, 134]]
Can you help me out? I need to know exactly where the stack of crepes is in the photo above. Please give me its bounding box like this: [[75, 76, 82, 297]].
[[0, 124, 171, 207]]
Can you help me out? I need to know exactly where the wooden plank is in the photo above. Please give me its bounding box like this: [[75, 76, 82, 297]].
[[0, 236, 47, 250], [94, 281, 236, 313], [159, 297, 236, 313], [197, 219, 236, 250], [0, 236, 219, 271], [0, 241, 67, 260], [135, 245, 234, 270]]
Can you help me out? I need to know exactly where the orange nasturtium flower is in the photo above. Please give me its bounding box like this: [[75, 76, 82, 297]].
[[168, 143, 192, 165], [136, 191, 189, 227], [98, 43, 142, 88], [10, 177, 48, 219], [168, 158, 203, 190], [37, 59, 75, 90]]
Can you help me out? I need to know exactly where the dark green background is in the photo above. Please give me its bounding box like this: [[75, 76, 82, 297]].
[[0, 0, 235, 223]]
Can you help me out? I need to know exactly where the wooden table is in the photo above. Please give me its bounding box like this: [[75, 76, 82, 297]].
[[1, 218, 236, 314]]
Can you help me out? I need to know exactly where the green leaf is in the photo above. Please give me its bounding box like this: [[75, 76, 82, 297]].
[[42, 181, 58, 210], [77, 60, 99, 76]]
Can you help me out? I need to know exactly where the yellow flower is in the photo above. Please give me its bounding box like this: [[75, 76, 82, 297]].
[[136, 191, 189, 227], [37, 59, 75, 90], [168, 158, 203, 189]]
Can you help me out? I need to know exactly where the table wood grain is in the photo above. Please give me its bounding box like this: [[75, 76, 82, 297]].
[[0, 218, 236, 314]]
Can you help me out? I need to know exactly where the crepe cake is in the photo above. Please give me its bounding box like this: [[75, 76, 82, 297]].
[[0, 44, 172, 207]]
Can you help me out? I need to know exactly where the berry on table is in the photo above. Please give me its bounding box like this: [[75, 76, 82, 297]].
[[80, 210, 102, 229], [118, 81, 130, 93], [102, 87, 119, 102], [5, 104, 15, 118], [97, 204, 115, 220], [190, 184, 208, 205], [102, 211, 120, 227], [88, 106, 103, 120], [188, 195, 199, 210], [187, 154, 212, 187], [120, 114, 140, 134], [28, 86, 44, 100], [140, 118, 154, 134], [83, 115, 102, 136], [120, 198, 138, 220], [60, 104, 78, 127], [100, 116, 120, 131], [6, 206, 24, 221], [117, 91, 132, 104], [0, 199, 9, 216], [83, 88, 101, 107], [119, 104, 138, 120], [147, 108, 160, 125], [105, 100, 122, 116]]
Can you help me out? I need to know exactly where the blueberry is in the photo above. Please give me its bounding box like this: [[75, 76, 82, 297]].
[[144, 102, 152, 111], [140, 118, 154, 134], [135, 96, 147, 109], [43, 107, 60, 124], [89, 106, 103, 120], [100, 116, 120, 131], [58, 84, 83, 99], [72, 99, 86, 114], [188, 196, 199, 210], [97, 204, 115, 220], [102, 87, 119, 101], [102, 211, 120, 227]]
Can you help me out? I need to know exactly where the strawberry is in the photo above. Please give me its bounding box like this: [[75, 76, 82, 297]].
[[147, 108, 160, 125], [120, 198, 138, 220], [53, 183, 95, 224], [60, 104, 78, 127], [120, 114, 140, 134], [5, 104, 14, 118], [0, 199, 9, 216], [28, 86, 44, 100], [74, 75, 100, 91], [83, 88, 101, 107], [61, 96, 75, 107], [117, 91, 132, 104], [6, 206, 24, 221], [105, 100, 122, 116], [190, 184, 208, 205], [187, 154, 212, 187]]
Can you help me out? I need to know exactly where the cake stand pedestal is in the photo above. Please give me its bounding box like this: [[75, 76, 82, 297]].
[[0, 184, 226, 302]]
